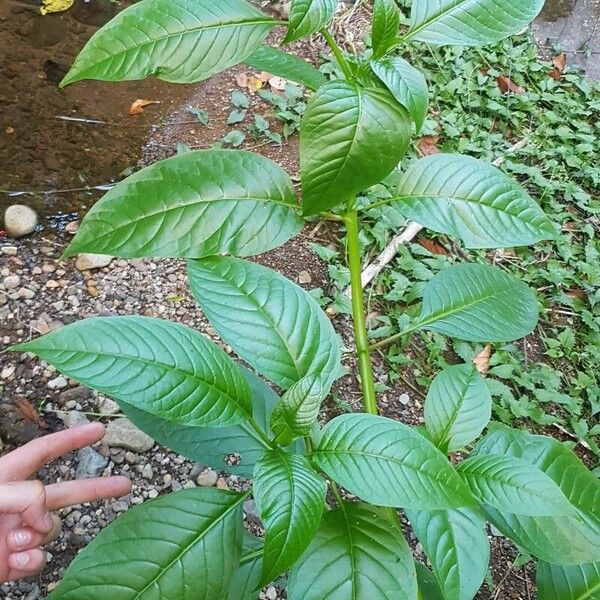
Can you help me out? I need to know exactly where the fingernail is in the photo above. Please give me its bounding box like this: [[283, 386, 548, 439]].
[[44, 514, 54, 531], [14, 552, 30, 568], [13, 531, 31, 547]]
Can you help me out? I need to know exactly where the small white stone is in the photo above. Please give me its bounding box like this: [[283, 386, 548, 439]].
[[399, 393, 410, 405], [265, 586, 278, 600], [48, 375, 68, 390], [1, 365, 16, 380], [3, 275, 20, 289], [4, 204, 38, 238], [196, 468, 218, 487], [75, 253, 113, 271]]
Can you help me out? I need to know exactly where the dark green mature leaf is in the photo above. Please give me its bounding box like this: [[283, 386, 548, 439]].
[[457, 454, 577, 517], [13, 316, 251, 428], [473, 428, 600, 564], [370, 57, 428, 133], [412, 263, 539, 342], [537, 561, 600, 600], [61, 0, 277, 86], [253, 451, 326, 585], [227, 534, 264, 600], [391, 154, 555, 248], [64, 150, 302, 259], [288, 502, 418, 600], [49, 488, 245, 599], [245, 46, 327, 91], [312, 414, 474, 509], [119, 370, 303, 477], [416, 563, 445, 599], [188, 256, 342, 390], [372, 0, 400, 58], [406, 0, 545, 47], [424, 364, 491, 452], [407, 508, 489, 600], [300, 81, 411, 215], [283, 0, 339, 43]]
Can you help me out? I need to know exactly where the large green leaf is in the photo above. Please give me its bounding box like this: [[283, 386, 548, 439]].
[[300, 81, 411, 215], [457, 454, 577, 517], [370, 57, 429, 132], [253, 451, 326, 585], [411, 263, 539, 342], [391, 154, 555, 248], [119, 369, 303, 477], [406, 0, 545, 47], [537, 561, 600, 600], [187, 256, 342, 390], [61, 0, 277, 86], [245, 46, 327, 91], [227, 534, 263, 600], [473, 428, 600, 564], [312, 414, 474, 509], [283, 0, 339, 43], [406, 508, 489, 600], [416, 563, 445, 600], [371, 0, 400, 58], [288, 502, 418, 600], [49, 488, 245, 599], [12, 316, 251, 428], [64, 150, 302, 260], [424, 364, 491, 453]]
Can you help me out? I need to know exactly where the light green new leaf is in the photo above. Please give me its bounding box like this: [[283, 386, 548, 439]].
[[12, 316, 251, 428], [473, 428, 600, 564], [49, 488, 245, 600], [457, 454, 577, 517], [412, 263, 539, 342], [61, 0, 277, 86], [391, 154, 555, 248], [64, 150, 302, 259], [245, 46, 327, 90], [300, 81, 411, 215], [288, 502, 418, 600], [253, 451, 326, 585], [283, 0, 339, 43], [312, 414, 474, 509], [227, 534, 264, 600], [372, 0, 400, 58], [406, 508, 489, 600], [119, 370, 303, 477], [406, 0, 545, 47], [188, 256, 342, 390], [370, 57, 429, 132], [424, 364, 491, 453], [537, 561, 600, 600]]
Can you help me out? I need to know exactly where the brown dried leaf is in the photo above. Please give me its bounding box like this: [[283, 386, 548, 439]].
[[268, 76, 287, 91], [14, 397, 47, 429], [129, 99, 160, 115], [496, 75, 525, 95], [257, 71, 271, 83], [235, 72, 249, 88], [473, 344, 492, 376], [418, 237, 449, 256], [549, 53, 567, 80], [417, 135, 440, 156], [566, 287, 587, 302]]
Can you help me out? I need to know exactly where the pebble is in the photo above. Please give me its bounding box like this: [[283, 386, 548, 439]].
[[196, 468, 218, 487], [139, 463, 153, 479], [104, 418, 154, 452], [75, 253, 113, 271], [265, 586, 278, 600], [3, 274, 21, 289], [47, 375, 68, 390], [399, 393, 410, 406], [298, 270, 312, 284], [97, 395, 121, 415], [0, 245, 18, 255], [4, 204, 38, 238], [76, 447, 108, 479], [112, 500, 129, 513]]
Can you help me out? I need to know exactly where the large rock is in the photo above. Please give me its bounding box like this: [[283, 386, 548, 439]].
[[104, 418, 154, 453], [4, 204, 38, 238], [75, 253, 113, 271], [76, 447, 108, 479]]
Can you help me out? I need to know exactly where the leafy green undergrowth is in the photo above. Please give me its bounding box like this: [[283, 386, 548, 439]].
[[317, 33, 600, 460]]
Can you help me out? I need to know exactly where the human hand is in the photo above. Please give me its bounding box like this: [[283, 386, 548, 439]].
[[0, 422, 131, 583]]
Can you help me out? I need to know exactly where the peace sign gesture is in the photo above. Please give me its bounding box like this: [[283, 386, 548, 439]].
[[0, 423, 131, 583]]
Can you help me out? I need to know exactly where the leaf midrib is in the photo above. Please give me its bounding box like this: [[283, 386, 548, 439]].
[[406, 0, 483, 41]]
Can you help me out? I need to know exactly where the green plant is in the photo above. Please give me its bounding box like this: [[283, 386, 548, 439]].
[[11, 0, 600, 598]]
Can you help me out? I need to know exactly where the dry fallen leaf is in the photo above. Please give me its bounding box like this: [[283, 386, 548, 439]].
[[258, 72, 271, 83], [268, 76, 287, 91], [417, 135, 440, 156], [40, 0, 73, 15], [566, 287, 587, 302], [129, 99, 160, 115], [496, 75, 525, 95], [235, 72, 249, 88], [549, 53, 567, 80], [418, 237, 449, 256], [473, 344, 492, 375], [14, 397, 47, 429]]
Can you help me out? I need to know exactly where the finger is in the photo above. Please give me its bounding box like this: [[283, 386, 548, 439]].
[[0, 423, 106, 482], [0, 481, 53, 534], [45, 476, 131, 510], [6, 516, 62, 552], [6, 548, 46, 580]]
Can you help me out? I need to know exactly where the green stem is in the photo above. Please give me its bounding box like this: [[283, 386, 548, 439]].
[[248, 417, 275, 450], [321, 211, 346, 222], [370, 325, 418, 351], [321, 28, 354, 81], [345, 210, 378, 415], [330, 481, 345, 507]]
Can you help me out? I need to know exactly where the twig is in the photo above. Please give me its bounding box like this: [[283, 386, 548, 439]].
[[55, 115, 125, 126], [552, 422, 592, 451], [0, 183, 115, 197]]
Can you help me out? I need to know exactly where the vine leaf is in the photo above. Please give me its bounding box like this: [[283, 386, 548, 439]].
[[283, 0, 339, 43], [253, 451, 326, 585], [407, 0, 545, 47], [413, 263, 539, 342], [12, 316, 252, 428], [392, 154, 555, 248], [300, 80, 411, 215], [48, 488, 245, 599], [312, 414, 474, 509], [288, 502, 418, 600], [61, 0, 277, 86], [64, 150, 302, 259]]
